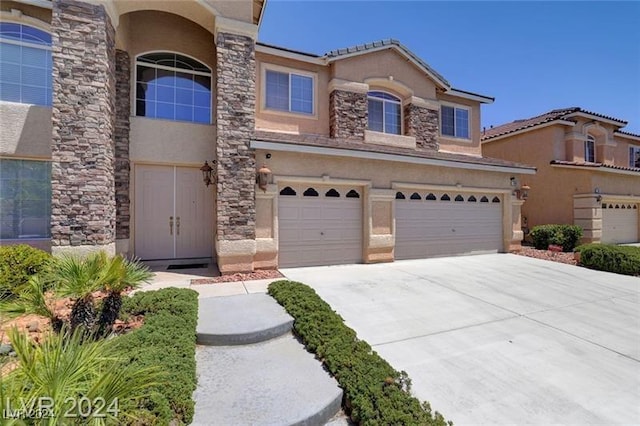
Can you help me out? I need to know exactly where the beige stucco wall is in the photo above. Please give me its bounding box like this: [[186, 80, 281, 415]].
[[592, 172, 640, 196], [1, 1, 51, 24], [612, 135, 640, 168], [0, 102, 52, 159], [130, 117, 215, 165], [436, 93, 482, 155], [255, 52, 330, 135]]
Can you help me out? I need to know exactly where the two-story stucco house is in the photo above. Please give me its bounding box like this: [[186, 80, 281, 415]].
[[0, 0, 536, 273], [482, 107, 640, 245]]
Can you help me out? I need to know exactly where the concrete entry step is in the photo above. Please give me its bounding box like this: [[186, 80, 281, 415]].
[[193, 333, 343, 426], [197, 293, 294, 345]]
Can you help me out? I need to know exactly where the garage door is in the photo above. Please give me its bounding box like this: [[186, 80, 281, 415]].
[[602, 203, 638, 244], [395, 191, 503, 260], [278, 185, 363, 268]]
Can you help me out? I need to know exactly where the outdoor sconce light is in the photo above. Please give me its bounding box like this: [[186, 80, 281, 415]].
[[596, 195, 603, 203], [200, 160, 215, 187], [520, 184, 530, 200], [510, 177, 517, 187], [257, 164, 272, 192]]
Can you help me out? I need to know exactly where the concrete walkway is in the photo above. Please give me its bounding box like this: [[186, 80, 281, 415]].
[[281, 254, 640, 425]]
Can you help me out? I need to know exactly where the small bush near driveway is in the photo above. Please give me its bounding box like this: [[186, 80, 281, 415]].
[[530, 224, 583, 252], [268, 280, 451, 426], [575, 244, 640, 276], [0, 244, 51, 299]]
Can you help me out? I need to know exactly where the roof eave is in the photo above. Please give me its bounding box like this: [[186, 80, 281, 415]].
[[565, 111, 627, 127], [446, 88, 494, 104], [481, 120, 576, 143]]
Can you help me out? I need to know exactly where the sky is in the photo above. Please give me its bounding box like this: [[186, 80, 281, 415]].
[[258, 1, 640, 134]]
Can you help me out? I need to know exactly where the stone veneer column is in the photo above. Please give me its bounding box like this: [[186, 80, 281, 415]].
[[51, 0, 116, 256], [215, 28, 257, 274], [114, 49, 130, 255], [329, 89, 368, 140], [404, 102, 439, 150]]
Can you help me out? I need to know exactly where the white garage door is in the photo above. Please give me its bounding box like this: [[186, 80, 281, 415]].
[[602, 203, 638, 244], [278, 185, 363, 268], [396, 191, 503, 260]]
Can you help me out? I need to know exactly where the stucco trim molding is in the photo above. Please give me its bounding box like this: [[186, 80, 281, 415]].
[[550, 163, 640, 177], [364, 77, 413, 98], [0, 9, 51, 31], [364, 130, 416, 149], [52, 242, 116, 257], [327, 79, 369, 94], [369, 188, 396, 201], [214, 16, 258, 41], [392, 182, 511, 195], [368, 234, 394, 249], [273, 175, 372, 187], [403, 96, 439, 111], [216, 239, 257, 256]]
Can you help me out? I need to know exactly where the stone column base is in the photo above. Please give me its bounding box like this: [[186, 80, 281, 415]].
[[216, 239, 257, 274], [51, 242, 116, 258], [254, 238, 278, 270]]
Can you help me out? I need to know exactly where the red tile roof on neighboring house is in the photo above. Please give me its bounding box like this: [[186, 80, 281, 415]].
[[253, 130, 536, 171], [482, 107, 629, 140], [550, 160, 640, 174]]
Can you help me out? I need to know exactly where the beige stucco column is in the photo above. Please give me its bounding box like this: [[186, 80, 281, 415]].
[[365, 189, 395, 263], [509, 197, 525, 251], [573, 194, 603, 243], [254, 184, 278, 269]]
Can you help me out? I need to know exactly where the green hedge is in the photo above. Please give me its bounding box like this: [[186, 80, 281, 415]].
[[530, 224, 583, 252], [0, 244, 51, 299], [575, 244, 640, 276], [268, 280, 451, 426], [115, 288, 199, 425]]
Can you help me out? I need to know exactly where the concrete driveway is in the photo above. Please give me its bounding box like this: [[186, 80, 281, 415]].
[[281, 254, 640, 425]]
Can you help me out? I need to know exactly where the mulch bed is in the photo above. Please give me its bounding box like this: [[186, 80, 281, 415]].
[[514, 246, 578, 266], [191, 269, 283, 285]]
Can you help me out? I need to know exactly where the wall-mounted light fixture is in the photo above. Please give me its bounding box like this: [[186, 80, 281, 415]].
[[257, 164, 272, 192], [520, 184, 530, 200], [200, 160, 216, 187], [510, 177, 518, 187], [596, 195, 602, 203]]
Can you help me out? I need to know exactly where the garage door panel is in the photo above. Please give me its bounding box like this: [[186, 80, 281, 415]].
[[602, 204, 638, 244]]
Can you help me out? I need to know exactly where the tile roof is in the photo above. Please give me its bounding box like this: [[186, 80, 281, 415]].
[[616, 130, 640, 139], [482, 107, 629, 140], [253, 130, 536, 171], [550, 160, 640, 174]]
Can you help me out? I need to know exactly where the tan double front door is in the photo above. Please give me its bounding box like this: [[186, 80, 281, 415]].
[[135, 165, 213, 260]]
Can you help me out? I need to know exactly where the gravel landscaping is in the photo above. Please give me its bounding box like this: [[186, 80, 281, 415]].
[[515, 246, 578, 266], [191, 269, 283, 284]]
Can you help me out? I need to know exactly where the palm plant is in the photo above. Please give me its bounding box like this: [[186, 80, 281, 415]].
[[97, 256, 152, 336], [0, 275, 64, 333], [3, 326, 162, 425]]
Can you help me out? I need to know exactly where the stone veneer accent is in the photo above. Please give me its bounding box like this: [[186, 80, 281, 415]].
[[330, 90, 368, 140], [51, 0, 116, 252], [404, 104, 439, 150], [215, 32, 256, 242], [114, 50, 130, 241]]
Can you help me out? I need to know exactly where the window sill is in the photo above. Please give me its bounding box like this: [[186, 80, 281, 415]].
[[132, 115, 214, 127], [365, 130, 416, 149], [439, 135, 473, 144], [260, 107, 318, 120]]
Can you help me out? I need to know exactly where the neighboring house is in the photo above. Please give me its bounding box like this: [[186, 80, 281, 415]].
[[0, 0, 535, 273], [482, 107, 640, 245]]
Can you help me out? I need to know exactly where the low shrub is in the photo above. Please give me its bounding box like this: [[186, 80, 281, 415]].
[[575, 244, 640, 276], [115, 287, 199, 425], [0, 244, 51, 299], [268, 280, 451, 426], [530, 224, 583, 252]]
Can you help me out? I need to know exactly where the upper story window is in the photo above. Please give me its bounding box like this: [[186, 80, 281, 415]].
[[584, 135, 595, 163], [441, 105, 470, 139], [630, 146, 640, 168], [367, 91, 401, 135], [0, 23, 52, 106], [265, 68, 314, 115], [136, 52, 212, 124]]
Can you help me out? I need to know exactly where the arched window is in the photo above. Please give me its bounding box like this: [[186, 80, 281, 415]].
[[454, 195, 464, 202], [492, 196, 501, 203], [0, 23, 52, 106], [468, 195, 477, 202], [585, 135, 595, 163], [441, 194, 451, 201], [136, 52, 212, 124], [480, 196, 489, 203], [367, 91, 401, 135]]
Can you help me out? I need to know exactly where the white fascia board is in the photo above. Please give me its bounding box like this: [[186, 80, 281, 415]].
[[551, 163, 640, 177], [481, 120, 575, 144], [256, 44, 326, 65], [446, 89, 494, 104], [251, 140, 536, 175], [11, 0, 52, 9], [565, 112, 626, 126], [615, 132, 640, 142]]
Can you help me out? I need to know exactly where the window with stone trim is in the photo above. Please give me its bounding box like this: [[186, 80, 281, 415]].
[[0, 23, 52, 106], [440, 104, 470, 139], [367, 91, 401, 135], [265, 69, 313, 115], [0, 159, 51, 240], [135, 52, 212, 124], [630, 146, 640, 168], [585, 135, 595, 163]]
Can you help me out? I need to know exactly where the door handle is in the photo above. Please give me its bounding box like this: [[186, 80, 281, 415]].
[[170, 216, 173, 235], [176, 217, 180, 235]]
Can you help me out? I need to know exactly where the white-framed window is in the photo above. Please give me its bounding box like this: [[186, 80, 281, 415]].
[[585, 135, 595, 163], [0, 159, 51, 240], [367, 91, 401, 135], [264, 68, 314, 115], [630, 146, 640, 168], [135, 52, 212, 124], [0, 22, 52, 106], [441, 104, 470, 139]]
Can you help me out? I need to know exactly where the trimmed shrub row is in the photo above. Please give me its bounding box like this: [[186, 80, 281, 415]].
[[268, 280, 451, 426], [530, 224, 583, 252], [575, 244, 640, 276], [0, 244, 51, 299], [115, 288, 199, 425]]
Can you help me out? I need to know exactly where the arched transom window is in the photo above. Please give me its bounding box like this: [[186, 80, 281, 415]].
[[367, 91, 401, 135], [136, 52, 212, 124], [0, 23, 52, 106]]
